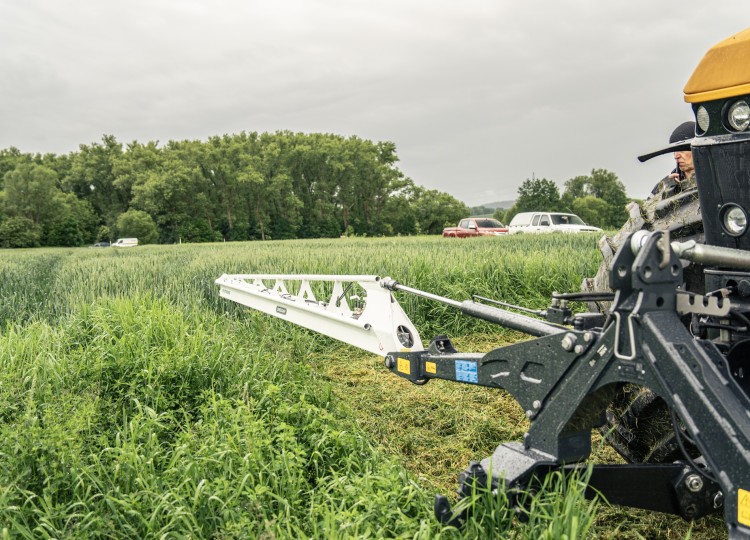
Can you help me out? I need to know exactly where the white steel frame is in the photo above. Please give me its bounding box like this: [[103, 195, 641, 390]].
[[215, 274, 423, 356]]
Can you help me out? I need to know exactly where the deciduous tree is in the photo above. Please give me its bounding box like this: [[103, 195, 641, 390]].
[[562, 168, 628, 228], [115, 209, 157, 244]]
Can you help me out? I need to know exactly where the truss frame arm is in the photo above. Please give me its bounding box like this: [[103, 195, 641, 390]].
[[216, 274, 423, 356]]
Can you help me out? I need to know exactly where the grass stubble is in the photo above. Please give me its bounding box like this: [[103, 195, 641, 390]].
[[0, 235, 725, 538]]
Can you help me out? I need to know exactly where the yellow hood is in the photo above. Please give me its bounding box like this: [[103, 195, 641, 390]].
[[684, 27, 750, 103]]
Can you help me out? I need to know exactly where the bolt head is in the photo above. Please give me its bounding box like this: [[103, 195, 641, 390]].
[[686, 474, 704, 493], [561, 333, 577, 351]]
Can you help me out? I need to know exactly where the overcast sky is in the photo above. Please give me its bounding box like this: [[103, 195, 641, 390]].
[[1, 1, 747, 207]]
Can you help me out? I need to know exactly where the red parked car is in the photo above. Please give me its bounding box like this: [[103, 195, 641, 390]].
[[442, 218, 508, 237]]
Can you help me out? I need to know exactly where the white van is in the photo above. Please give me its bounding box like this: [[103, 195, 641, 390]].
[[507, 212, 602, 234], [112, 238, 139, 247]]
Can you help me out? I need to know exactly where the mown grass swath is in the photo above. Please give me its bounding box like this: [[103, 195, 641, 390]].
[[0, 235, 721, 538]]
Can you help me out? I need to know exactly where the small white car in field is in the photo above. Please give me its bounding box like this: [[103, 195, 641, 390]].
[[507, 212, 602, 234], [112, 238, 139, 247]]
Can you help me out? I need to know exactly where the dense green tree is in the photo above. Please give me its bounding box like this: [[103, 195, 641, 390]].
[[381, 179, 418, 235], [349, 139, 402, 236], [66, 193, 97, 235], [0, 131, 481, 246], [127, 142, 212, 243], [0, 216, 41, 248], [561, 169, 628, 228], [287, 132, 351, 238], [96, 225, 112, 243], [47, 216, 84, 246], [411, 187, 469, 234], [2, 164, 65, 228], [115, 209, 157, 244], [0, 147, 30, 187], [65, 135, 126, 225], [571, 196, 609, 228], [245, 133, 302, 240], [516, 177, 561, 212], [503, 177, 561, 222]]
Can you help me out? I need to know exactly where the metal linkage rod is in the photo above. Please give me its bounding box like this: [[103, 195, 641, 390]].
[[380, 279, 565, 337], [673, 240, 750, 270]]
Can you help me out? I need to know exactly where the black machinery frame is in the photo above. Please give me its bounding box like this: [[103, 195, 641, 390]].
[[383, 231, 750, 539]]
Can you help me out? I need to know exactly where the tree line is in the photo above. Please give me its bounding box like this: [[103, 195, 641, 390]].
[[0, 132, 472, 248], [494, 170, 630, 229], [0, 131, 631, 248]]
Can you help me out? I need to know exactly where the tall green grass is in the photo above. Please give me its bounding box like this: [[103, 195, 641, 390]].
[[0, 236, 719, 538], [0, 235, 600, 337]]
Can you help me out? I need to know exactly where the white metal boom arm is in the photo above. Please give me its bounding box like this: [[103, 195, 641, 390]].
[[215, 274, 424, 356]]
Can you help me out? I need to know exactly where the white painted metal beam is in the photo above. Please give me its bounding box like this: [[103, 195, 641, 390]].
[[216, 274, 423, 356]]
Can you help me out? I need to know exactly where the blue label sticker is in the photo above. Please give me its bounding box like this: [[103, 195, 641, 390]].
[[455, 360, 478, 384]]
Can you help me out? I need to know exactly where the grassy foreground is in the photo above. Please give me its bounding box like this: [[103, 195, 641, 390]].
[[0, 235, 725, 538]]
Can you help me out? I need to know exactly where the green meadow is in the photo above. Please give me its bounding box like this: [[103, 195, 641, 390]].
[[0, 235, 724, 538]]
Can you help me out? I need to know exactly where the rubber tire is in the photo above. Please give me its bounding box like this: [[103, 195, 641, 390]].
[[599, 385, 700, 463], [585, 186, 703, 463]]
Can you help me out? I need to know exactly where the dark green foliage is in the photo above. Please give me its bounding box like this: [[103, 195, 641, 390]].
[[115, 209, 158, 244], [516, 177, 561, 211], [96, 225, 112, 243], [175, 219, 218, 243], [0, 133, 633, 246], [0, 216, 42, 247], [501, 169, 630, 228], [502, 177, 561, 222], [561, 169, 629, 228], [3, 164, 65, 226], [47, 215, 85, 246], [571, 195, 609, 227], [0, 133, 476, 247], [411, 187, 469, 234]]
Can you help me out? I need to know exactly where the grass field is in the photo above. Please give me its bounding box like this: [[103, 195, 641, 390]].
[[0, 235, 726, 538]]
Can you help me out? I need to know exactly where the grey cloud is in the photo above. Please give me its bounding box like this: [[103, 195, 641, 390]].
[[0, 1, 747, 206]]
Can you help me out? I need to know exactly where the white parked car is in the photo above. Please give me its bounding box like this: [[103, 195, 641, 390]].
[[112, 237, 139, 247], [507, 212, 602, 234]]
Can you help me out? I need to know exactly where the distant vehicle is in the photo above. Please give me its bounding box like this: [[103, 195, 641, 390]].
[[507, 212, 602, 234], [112, 238, 138, 247], [92, 241, 110, 247], [443, 218, 508, 238]]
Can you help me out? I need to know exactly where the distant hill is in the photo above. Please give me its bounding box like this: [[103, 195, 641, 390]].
[[468, 200, 515, 217], [483, 200, 515, 209]]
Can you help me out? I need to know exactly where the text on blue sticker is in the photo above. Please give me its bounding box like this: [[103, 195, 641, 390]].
[[455, 360, 478, 384]]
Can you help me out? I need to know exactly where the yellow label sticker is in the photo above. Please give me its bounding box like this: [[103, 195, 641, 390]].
[[425, 362, 436, 374], [397, 358, 410, 375], [739, 488, 750, 527]]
